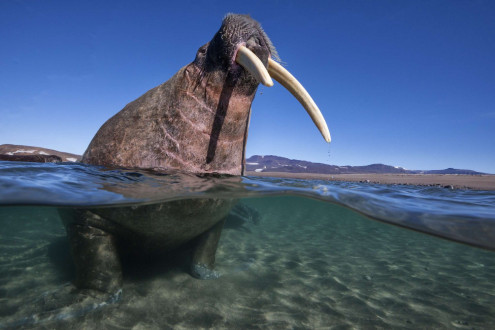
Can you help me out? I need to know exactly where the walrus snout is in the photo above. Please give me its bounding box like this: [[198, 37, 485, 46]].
[[222, 14, 331, 142], [204, 14, 272, 72], [206, 13, 331, 142]]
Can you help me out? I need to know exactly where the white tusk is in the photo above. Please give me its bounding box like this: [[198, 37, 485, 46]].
[[268, 58, 331, 143], [235, 46, 274, 87]]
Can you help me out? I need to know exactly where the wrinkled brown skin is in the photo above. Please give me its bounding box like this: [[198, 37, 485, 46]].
[[81, 66, 254, 175], [62, 14, 273, 295]]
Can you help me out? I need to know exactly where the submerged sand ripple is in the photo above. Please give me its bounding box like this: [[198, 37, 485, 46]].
[[1, 197, 495, 329]]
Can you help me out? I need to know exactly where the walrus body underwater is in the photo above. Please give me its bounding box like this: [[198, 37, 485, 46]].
[[59, 14, 331, 301]]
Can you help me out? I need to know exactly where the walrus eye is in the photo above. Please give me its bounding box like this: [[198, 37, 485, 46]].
[[246, 36, 261, 49], [198, 45, 207, 55], [235, 46, 331, 143]]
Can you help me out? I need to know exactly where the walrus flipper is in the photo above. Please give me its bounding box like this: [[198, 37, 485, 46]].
[[66, 222, 123, 293], [4, 210, 123, 328], [59, 209, 123, 294], [190, 218, 226, 279]]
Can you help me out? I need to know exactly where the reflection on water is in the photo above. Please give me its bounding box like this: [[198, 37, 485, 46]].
[[0, 161, 495, 328]]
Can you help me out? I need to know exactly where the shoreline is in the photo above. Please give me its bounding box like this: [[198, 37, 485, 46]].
[[245, 171, 495, 190]]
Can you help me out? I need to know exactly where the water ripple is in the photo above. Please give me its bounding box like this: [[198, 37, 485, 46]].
[[1, 161, 495, 250]]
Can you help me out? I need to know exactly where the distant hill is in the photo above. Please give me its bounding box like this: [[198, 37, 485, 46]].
[[246, 155, 486, 175], [419, 168, 484, 175], [0, 146, 486, 175], [0, 144, 82, 162]]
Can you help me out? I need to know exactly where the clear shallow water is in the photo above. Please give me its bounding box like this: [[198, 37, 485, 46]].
[[1, 161, 495, 328]]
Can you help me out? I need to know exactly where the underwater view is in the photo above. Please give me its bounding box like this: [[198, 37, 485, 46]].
[[1, 161, 495, 329], [2, 1, 495, 329]]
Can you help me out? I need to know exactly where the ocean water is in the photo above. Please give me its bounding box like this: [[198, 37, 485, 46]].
[[1, 161, 495, 329]]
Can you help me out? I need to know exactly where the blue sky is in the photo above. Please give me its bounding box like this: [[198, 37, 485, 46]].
[[1, 1, 494, 173]]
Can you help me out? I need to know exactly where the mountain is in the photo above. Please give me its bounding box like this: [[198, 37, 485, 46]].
[[0, 145, 486, 175], [246, 155, 486, 175], [420, 168, 484, 175], [0, 144, 82, 162]]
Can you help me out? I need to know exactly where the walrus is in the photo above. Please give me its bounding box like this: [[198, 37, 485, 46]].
[[59, 14, 330, 302]]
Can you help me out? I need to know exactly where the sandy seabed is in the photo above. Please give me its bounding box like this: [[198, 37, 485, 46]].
[[246, 171, 495, 190], [1, 197, 495, 329]]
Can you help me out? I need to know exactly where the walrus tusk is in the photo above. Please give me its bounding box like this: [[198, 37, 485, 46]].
[[235, 46, 330, 142], [235, 46, 274, 87], [268, 58, 331, 143]]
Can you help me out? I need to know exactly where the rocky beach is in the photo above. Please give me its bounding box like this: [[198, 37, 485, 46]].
[[246, 171, 495, 190]]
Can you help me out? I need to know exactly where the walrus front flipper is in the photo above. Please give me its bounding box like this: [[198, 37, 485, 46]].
[[66, 222, 123, 293], [190, 218, 226, 279]]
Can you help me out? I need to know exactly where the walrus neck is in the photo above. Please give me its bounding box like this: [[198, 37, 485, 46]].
[[81, 64, 256, 176], [175, 64, 256, 175]]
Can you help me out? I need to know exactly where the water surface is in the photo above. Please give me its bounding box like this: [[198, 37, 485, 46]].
[[1, 161, 494, 329]]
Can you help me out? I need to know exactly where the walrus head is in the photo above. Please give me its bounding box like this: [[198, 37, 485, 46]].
[[195, 14, 275, 94], [82, 14, 330, 175]]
